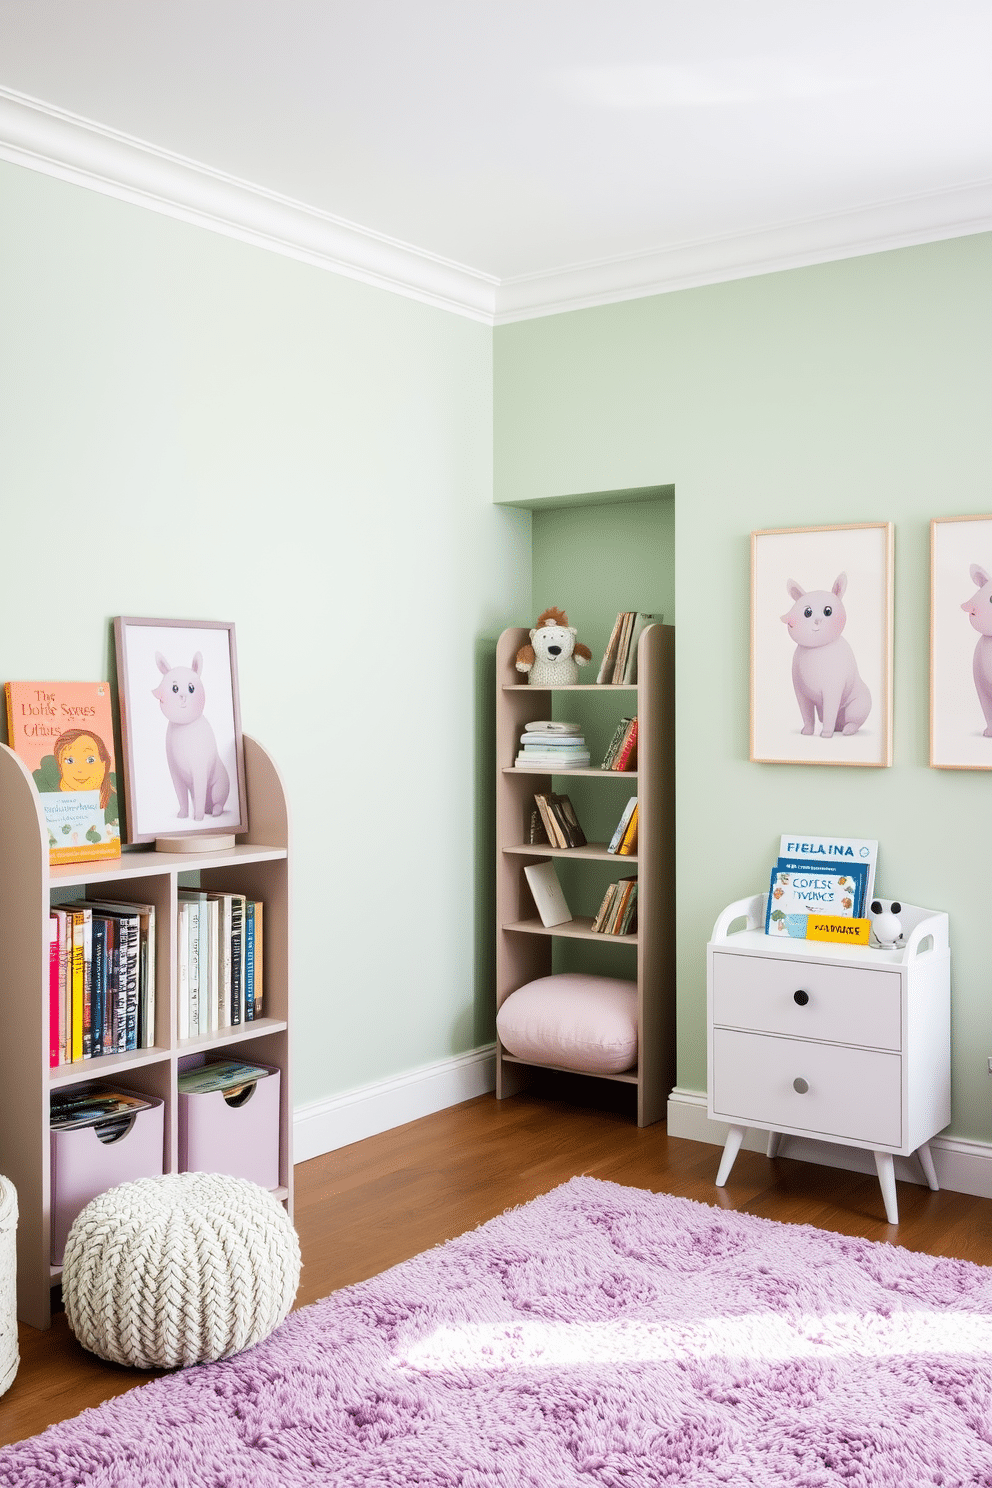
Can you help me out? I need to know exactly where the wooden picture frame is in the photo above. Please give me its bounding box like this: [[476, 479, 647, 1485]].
[[930, 514, 992, 769], [750, 522, 893, 767], [114, 616, 248, 843]]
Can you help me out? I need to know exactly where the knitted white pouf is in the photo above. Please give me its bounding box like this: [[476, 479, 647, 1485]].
[[0, 1176, 18, 1396], [62, 1172, 301, 1369]]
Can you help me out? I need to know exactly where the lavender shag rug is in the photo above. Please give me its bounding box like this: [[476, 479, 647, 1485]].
[[4, 1177, 992, 1487]]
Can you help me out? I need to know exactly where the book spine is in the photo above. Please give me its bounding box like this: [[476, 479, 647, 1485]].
[[607, 797, 637, 853], [48, 917, 59, 1069], [534, 794, 566, 849], [206, 901, 219, 1035], [56, 911, 68, 1065], [125, 921, 139, 1051], [617, 804, 639, 856], [600, 717, 631, 770], [102, 918, 116, 1055], [244, 901, 255, 1022], [613, 718, 638, 772], [70, 913, 84, 1062], [177, 904, 189, 1041], [220, 899, 232, 1030], [253, 903, 263, 1019], [90, 918, 106, 1060], [591, 884, 617, 934], [143, 911, 156, 1048], [81, 911, 93, 1059], [230, 899, 243, 1026]]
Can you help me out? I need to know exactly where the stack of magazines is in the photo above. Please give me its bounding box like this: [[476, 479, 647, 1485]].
[[50, 1086, 153, 1137], [177, 1058, 272, 1098], [515, 720, 590, 770], [764, 833, 877, 939]]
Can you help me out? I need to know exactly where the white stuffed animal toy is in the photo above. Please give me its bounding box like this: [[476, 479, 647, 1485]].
[[515, 607, 592, 686], [869, 899, 904, 949]]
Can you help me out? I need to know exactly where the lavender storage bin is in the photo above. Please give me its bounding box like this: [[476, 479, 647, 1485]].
[[51, 1095, 165, 1266], [178, 1063, 281, 1190]]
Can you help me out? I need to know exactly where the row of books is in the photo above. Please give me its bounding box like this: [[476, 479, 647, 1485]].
[[592, 876, 638, 936], [48, 900, 156, 1067], [177, 891, 264, 1040], [532, 792, 586, 849], [514, 720, 590, 771], [601, 716, 638, 771], [526, 791, 638, 857], [764, 833, 878, 940], [596, 613, 660, 685]]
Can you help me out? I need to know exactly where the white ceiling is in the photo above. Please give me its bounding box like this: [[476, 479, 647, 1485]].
[[2, 1, 991, 321]]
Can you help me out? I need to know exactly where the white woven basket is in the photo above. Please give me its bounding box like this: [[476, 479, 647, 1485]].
[[0, 1175, 18, 1396]]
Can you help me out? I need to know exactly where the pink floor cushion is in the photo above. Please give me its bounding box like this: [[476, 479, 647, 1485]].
[[496, 973, 637, 1074]]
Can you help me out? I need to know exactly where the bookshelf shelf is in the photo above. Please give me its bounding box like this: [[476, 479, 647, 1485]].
[[0, 733, 293, 1330], [503, 842, 638, 865], [501, 1052, 640, 1086], [504, 915, 638, 943], [503, 767, 639, 780], [495, 624, 675, 1127]]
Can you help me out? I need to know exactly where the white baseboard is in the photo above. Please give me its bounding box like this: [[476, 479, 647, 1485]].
[[668, 1087, 992, 1200], [293, 1045, 497, 1163]]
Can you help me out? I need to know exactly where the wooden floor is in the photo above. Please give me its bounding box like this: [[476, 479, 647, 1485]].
[[3, 1082, 991, 1448]]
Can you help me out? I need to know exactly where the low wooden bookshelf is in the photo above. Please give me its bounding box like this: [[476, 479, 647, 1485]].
[[0, 735, 292, 1330], [495, 624, 675, 1126]]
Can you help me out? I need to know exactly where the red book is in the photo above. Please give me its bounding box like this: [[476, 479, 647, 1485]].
[[613, 717, 638, 772], [48, 915, 59, 1067]]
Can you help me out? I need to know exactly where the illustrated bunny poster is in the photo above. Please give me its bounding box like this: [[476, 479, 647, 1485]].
[[931, 514, 992, 769], [750, 523, 893, 768], [114, 617, 248, 842]]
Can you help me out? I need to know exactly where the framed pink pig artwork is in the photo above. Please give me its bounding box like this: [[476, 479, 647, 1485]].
[[750, 522, 893, 768], [931, 514, 992, 769], [114, 616, 248, 844]]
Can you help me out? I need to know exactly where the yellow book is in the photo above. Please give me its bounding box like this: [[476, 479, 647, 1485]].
[[617, 804, 639, 856], [70, 910, 85, 1062], [805, 915, 871, 947]]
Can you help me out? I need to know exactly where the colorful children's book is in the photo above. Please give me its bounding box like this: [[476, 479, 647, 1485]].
[[4, 681, 121, 864], [765, 865, 862, 937], [778, 833, 877, 905]]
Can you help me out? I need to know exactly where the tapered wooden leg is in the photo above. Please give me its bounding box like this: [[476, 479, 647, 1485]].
[[917, 1142, 939, 1191], [766, 1131, 780, 1160], [874, 1150, 899, 1224], [715, 1125, 747, 1186]]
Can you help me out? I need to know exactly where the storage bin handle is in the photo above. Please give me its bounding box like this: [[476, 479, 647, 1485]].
[[223, 1082, 257, 1109], [95, 1114, 136, 1145]]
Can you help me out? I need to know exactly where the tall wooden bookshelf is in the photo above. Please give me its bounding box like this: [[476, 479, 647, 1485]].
[[0, 735, 292, 1330], [495, 623, 675, 1126]]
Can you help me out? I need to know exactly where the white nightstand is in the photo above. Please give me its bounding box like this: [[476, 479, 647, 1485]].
[[707, 896, 950, 1224]]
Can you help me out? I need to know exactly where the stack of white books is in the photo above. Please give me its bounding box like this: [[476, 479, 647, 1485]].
[[514, 720, 591, 770]]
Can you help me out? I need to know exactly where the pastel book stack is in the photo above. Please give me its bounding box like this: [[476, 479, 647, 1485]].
[[0, 733, 292, 1330], [495, 622, 675, 1127], [514, 721, 590, 771]]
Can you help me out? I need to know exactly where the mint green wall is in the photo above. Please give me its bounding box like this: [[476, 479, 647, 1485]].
[[530, 497, 674, 982], [495, 234, 992, 1144], [0, 161, 531, 1107]]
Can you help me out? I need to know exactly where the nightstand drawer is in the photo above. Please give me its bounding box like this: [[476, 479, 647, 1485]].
[[711, 1028, 902, 1147], [711, 952, 901, 1050]]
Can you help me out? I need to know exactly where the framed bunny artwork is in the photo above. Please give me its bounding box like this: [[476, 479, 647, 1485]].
[[114, 616, 248, 843], [930, 514, 992, 769], [750, 522, 893, 768]]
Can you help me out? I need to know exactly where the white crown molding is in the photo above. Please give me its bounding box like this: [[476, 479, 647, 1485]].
[[493, 181, 992, 323], [3, 85, 991, 326], [0, 86, 498, 323]]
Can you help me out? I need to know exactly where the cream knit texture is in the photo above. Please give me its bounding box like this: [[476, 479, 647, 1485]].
[[62, 1172, 300, 1369]]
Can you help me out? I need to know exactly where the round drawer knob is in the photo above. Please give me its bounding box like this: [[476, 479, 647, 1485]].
[[793, 990, 809, 1006], [793, 1077, 809, 1094]]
